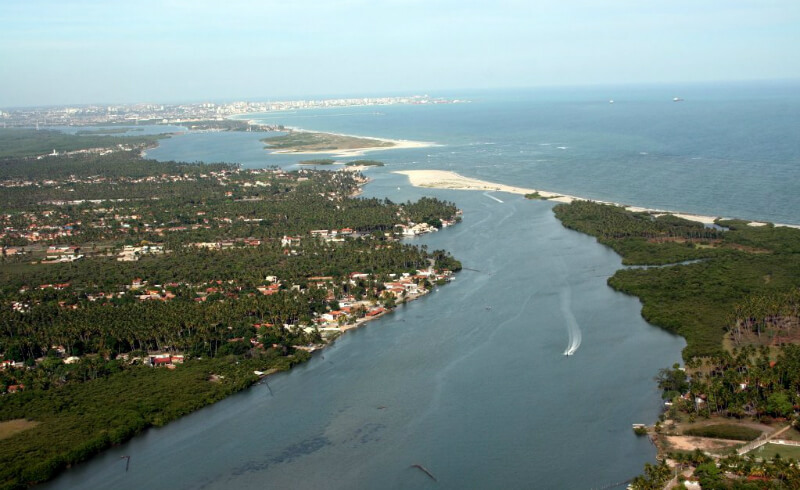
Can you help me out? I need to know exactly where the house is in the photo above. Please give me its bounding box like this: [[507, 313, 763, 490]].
[[367, 307, 386, 317], [148, 355, 172, 367], [281, 235, 301, 247], [321, 310, 346, 322], [7, 384, 24, 393], [257, 284, 281, 296]]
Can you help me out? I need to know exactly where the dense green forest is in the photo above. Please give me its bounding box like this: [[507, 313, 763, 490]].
[[0, 128, 164, 158], [555, 201, 800, 359], [656, 343, 800, 421], [172, 119, 281, 132], [555, 201, 800, 488], [0, 354, 308, 489], [0, 132, 461, 488]]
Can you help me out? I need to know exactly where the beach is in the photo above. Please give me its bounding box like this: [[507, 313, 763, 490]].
[[394, 169, 573, 202], [393, 169, 798, 228]]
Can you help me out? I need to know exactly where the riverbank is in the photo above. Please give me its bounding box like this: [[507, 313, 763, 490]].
[[395, 169, 799, 229], [399, 169, 800, 483]]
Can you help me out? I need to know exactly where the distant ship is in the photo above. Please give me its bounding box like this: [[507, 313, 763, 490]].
[[609, 99, 614, 104], [673, 97, 684, 102]]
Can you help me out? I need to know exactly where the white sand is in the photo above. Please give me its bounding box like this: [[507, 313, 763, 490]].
[[268, 128, 436, 157], [393, 169, 577, 202], [394, 169, 799, 228]]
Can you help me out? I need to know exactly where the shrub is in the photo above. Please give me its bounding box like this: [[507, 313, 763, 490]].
[[683, 424, 761, 441]]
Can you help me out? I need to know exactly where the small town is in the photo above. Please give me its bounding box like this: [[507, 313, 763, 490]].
[[0, 95, 468, 128]]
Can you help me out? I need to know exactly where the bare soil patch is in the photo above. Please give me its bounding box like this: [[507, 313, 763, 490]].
[[0, 419, 39, 441], [661, 435, 741, 455]]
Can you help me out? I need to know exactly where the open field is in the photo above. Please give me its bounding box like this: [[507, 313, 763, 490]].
[[750, 443, 800, 460], [0, 419, 39, 441]]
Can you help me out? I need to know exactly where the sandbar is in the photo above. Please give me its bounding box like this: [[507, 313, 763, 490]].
[[268, 128, 435, 158], [393, 170, 575, 202], [394, 170, 799, 228]]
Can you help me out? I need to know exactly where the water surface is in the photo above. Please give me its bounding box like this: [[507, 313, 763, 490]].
[[45, 184, 683, 489]]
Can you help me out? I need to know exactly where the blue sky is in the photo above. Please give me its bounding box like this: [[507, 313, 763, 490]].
[[1, 0, 798, 106]]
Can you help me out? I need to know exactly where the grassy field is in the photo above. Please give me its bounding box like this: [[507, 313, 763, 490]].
[[751, 443, 800, 460], [684, 424, 762, 441]]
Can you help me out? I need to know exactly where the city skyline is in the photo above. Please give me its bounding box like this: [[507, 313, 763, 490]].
[[2, 0, 799, 107]]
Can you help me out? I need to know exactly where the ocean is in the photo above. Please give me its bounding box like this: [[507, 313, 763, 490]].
[[153, 80, 800, 225], [44, 81, 798, 489]]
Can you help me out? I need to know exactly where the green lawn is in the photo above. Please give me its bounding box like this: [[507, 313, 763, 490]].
[[751, 443, 800, 460]]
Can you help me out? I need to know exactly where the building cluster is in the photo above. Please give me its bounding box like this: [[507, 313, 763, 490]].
[[0, 167, 292, 249], [1, 95, 468, 128], [1, 262, 454, 385]]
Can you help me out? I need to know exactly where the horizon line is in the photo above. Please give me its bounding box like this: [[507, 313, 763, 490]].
[[2, 77, 799, 111]]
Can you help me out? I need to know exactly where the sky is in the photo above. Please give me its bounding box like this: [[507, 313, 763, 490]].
[[1, 0, 799, 107]]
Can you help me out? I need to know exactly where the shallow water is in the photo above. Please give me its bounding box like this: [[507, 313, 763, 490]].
[[150, 81, 800, 225]]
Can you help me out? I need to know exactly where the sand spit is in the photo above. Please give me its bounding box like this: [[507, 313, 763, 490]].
[[268, 128, 436, 157], [394, 170, 799, 229]]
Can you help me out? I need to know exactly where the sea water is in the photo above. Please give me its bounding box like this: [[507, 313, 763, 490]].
[[44, 81, 798, 489], [151, 80, 800, 225]]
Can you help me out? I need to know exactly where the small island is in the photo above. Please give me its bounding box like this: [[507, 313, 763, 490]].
[[297, 159, 386, 168], [298, 158, 336, 165], [263, 131, 393, 153], [174, 119, 282, 132], [345, 160, 384, 167], [262, 130, 433, 157], [524, 191, 550, 200]]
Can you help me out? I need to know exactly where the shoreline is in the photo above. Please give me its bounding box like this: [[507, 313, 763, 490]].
[[399, 168, 800, 480], [394, 169, 800, 229], [264, 126, 437, 158]]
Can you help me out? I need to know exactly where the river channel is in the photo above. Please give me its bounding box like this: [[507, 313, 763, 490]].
[[45, 169, 683, 489]]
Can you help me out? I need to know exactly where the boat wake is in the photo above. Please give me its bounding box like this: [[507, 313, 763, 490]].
[[483, 192, 503, 203], [560, 286, 582, 356]]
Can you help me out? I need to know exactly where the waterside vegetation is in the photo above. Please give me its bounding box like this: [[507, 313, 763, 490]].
[[261, 131, 393, 153], [0, 129, 165, 159], [554, 201, 800, 359], [0, 131, 461, 488], [553, 200, 800, 488]]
